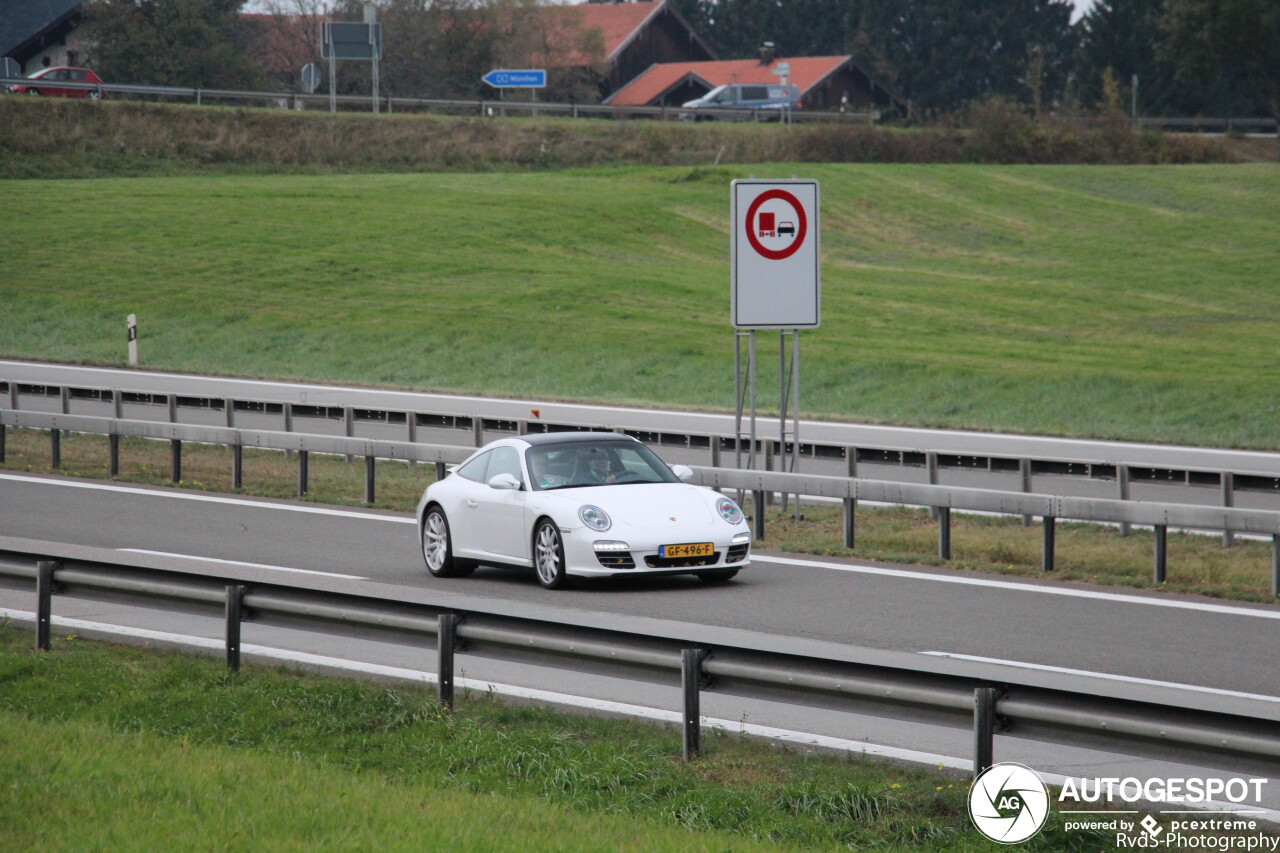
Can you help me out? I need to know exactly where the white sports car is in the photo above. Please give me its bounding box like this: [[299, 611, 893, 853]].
[[415, 433, 751, 589]]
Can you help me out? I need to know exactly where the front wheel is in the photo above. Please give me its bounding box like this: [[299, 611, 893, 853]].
[[533, 519, 571, 590], [421, 507, 474, 578]]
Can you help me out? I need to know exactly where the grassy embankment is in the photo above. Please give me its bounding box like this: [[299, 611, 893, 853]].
[[3, 155, 1280, 600], [0, 624, 1113, 852]]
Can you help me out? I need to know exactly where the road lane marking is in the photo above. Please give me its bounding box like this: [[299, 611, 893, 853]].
[[3, 606, 1277, 821], [117, 549, 368, 581], [7, 472, 1280, 621], [0, 472, 415, 523], [752, 554, 1280, 621], [920, 651, 1280, 705]]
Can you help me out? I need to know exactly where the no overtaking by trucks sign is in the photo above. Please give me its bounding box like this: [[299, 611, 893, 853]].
[[731, 179, 820, 329]]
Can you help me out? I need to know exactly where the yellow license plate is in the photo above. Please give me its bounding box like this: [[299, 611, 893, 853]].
[[660, 542, 714, 559]]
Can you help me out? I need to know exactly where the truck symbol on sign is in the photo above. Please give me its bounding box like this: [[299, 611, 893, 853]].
[[758, 212, 776, 237]]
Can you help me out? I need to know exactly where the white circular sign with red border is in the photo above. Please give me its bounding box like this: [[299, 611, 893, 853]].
[[732, 179, 820, 329]]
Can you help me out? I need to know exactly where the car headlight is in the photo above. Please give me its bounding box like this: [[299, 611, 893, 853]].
[[717, 497, 744, 525], [578, 505, 611, 532]]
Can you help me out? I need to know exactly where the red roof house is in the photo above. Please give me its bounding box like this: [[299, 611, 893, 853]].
[[605, 55, 904, 113]]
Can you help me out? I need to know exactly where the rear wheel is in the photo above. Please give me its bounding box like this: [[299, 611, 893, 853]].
[[421, 506, 474, 578], [696, 568, 738, 584], [534, 519, 571, 590]]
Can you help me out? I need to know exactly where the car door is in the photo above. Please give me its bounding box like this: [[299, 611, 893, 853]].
[[467, 445, 530, 562], [445, 449, 492, 559]]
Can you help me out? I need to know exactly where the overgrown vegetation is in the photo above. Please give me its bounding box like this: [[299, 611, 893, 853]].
[[0, 623, 1117, 851], [0, 98, 1244, 180]]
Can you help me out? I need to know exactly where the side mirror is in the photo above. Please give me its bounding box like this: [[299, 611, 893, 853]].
[[671, 464, 694, 482], [488, 473, 522, 491]]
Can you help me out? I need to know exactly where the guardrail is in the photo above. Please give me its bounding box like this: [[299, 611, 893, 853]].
[[5, 408, 1280, 594], [0, 76, 875, 124], [1, 538, 1276, 776]]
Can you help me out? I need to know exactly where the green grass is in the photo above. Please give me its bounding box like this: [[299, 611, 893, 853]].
[[0, 624, 1117, 852], [2, 163, 1279, 448]]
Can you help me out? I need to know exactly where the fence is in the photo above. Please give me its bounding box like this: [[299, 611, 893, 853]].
[[0, 76, 877, 124], [1, 536, 1276, 777], [5, 407, 1280, 594]]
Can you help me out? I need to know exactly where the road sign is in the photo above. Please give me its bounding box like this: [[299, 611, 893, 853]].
[[300, 63, 321, 93], [482, 69, 546, 88], [731, 179, 820, 329], [322, 21, 382, 60]]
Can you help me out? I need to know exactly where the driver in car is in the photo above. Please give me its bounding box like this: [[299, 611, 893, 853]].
[[579, 447, 616, 485]]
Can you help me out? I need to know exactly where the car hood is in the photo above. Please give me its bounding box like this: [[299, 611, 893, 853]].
[[550, 482, 714, 526]]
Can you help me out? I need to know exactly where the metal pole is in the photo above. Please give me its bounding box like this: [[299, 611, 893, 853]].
[[682, 648, 706, 761], [328, 30, 336, 114], [435, 461, 446, 482], [748, 332, 757, 473], [171, 439, 181, 483], [791, 330, 800, 518], [225, 584, 246, 672], [1154, 524, 1167, 584], [1118, 465, 1131, 537], [365, 455, 376, 504], [974, 687, 997, 778], [232, 443, 243, 489], [927, 452, 939, 521], [36, 560, 58, 652], [842, 498, 855, 549], [50, 427, 60, 468], [109, 433, 119, 477], [938, 506, 951, 560], [298, 450, 309, 496], [1020, 458, 1032, 527], [1272, 534, 1279, 599], [753, 490, 766, 541], [1222, 472, 1235, 548], [0, 423, 5, 463], [1042, 517, 1055, 572], [438, 613, 459, 711]]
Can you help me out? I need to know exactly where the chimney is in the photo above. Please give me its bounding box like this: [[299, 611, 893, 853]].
[[758, 41, 776, 65]]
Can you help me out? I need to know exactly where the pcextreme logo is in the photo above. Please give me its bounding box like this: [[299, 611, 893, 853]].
[[969, 763, 1052, 843]]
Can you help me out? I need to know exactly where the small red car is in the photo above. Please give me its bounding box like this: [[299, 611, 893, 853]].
[[9, 66, 104, 99]]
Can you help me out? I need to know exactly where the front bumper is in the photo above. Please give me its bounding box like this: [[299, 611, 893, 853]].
[[561, 523, 751, 578]]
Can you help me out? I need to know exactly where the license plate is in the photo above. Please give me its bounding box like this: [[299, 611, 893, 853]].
[[660, 542, 713, 559]]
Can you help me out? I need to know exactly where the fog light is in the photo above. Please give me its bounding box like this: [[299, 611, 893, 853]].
[[593, 540, 631, 552], [732, 532, 751, 545]]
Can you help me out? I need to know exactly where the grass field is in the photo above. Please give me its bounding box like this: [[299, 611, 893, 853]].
[[3, 163, 1279, 449], [0, 624, 1117, 852]]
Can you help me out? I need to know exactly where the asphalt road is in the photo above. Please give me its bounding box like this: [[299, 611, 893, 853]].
[[3, 469, 1278, 701]]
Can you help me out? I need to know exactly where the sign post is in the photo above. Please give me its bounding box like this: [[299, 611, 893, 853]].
[[321, 8, 383, 114], [127, 314, 138, 366], [731, 179, 819, 517]]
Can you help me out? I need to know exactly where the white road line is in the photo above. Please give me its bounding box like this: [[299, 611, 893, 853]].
[[117, 549, 368, 581], [4, 607, 1277, 822], [920, 651, 1280, 705], [752, 554, 1280, 620], [6, 472, 1280, 621], [0, 472, 415, 524]]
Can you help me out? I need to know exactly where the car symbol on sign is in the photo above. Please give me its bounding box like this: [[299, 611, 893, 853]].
[[778, 221, 796, 237]]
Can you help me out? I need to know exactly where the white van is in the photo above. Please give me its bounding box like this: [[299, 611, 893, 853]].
[[680, 83, 801, 120]]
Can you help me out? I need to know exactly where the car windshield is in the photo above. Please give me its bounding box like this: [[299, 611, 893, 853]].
[[527, 440, 679, 491]]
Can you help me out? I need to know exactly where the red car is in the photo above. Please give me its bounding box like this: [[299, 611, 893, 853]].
[[9, 66, 104, 99]]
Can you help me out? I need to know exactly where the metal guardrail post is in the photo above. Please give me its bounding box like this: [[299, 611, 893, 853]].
[[50, 427, 60, 468], [232, 443, 243, 489], [938, 506, 951, 560], [1154, 525, 1168, 584], [974, 687, 997, 778], [298, 450, 309, 496], [752, 491, 766, 541], [225, 584, 246, 671], [472, 419, 483, 448], [1042, 517, 1056, 572], [0, 423, 5, 463], [682, 648, 707, 761], [435, 462, 446, 482], [842, 498, 856, 549], [1273, 535, 1279, 598], [1222, 472, 1235, 549], [438, 613, 459, 711], [344, 407, 354, 463], [1118, 465, 1131, 537], [365, 456, 376, 504], [109, 433, 120, 477], [171, 439, 182, 483], [927, 453, 939, 521], [710, 441, 720, 468], [224, 397, 234, 428], [36, 560, 59, 652], [1020, 458, 1033, 526]]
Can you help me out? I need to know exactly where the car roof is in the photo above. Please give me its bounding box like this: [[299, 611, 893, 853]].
[[517, 431, 639, 447]]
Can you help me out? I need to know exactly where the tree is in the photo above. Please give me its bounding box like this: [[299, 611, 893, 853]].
[[1163, 0, 1280, 124], [83, 0, 264, 89]]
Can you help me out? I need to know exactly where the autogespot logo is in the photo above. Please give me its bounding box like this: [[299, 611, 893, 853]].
[[969, 763, 1052, 844]]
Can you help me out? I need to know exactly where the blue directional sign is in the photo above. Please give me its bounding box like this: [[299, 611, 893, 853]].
[[482, 69, 546, 88]]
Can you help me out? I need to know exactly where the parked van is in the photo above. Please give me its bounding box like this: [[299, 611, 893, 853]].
[[680, 83, 801, 120]]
